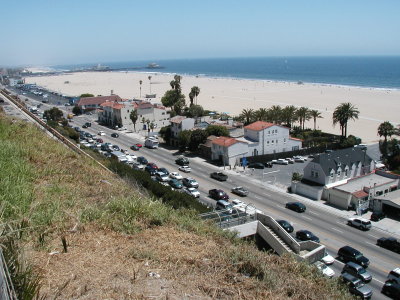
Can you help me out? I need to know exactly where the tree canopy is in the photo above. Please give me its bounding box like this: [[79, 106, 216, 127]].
[[80, 93, 94, 98], [333, 102, 359, 138], [205, 125, 229, 137], [378, 121, 395, 143], [43, 107, 64, 122]]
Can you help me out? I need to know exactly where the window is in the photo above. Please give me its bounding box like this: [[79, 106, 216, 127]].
[[284, 138, 286, 143], [337, 169, 341, 176], [315, 172, 319, 178], [272, 140, 274, 144], [311, 171, 315, 177], [330, 170, 334, 178], [268, 130, 270, 134], [276, 139, 278, 144]]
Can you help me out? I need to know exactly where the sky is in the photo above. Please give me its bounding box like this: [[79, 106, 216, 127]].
[[1, 0, 400, 66]]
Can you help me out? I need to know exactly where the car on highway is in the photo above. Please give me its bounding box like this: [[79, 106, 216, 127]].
[[314, 261, 335, 278], [137, 156, 148, 165], [296, 230, 320, 243], [158, 168, 169, 176], [209, 189, 229, 200], [216, 200, 233, 213], [337, 246, 370, 268], [183, 187, 200, 198], [387, 268, 400, 285], [82, 124, 88, 128], [175, 156, 189, 166], [377, 237, 400, 253], [135, 143, 143, 148], [247, 162, 264, 169], [111, 145, 120, 151], [321, 251, 335, 265], [111, 133, 119, 138], [276, 220, 294, 233], [231, 186, 249, 197], [130, 144, 140, 151], [342, 262, 372, 283], [347, 218, 371, 231], [169, 178, 183, 189], [285, 202, 306, 213], [155, 172, 169, 182], [169, 172, 183, 180], [178, 165, 191, 173], [210, 172, 228, 181], [340, 272, 373, 300], [145, 165, 157, 176], [370, 211, 386, 221], [147, 162, 158, 169], [381, 281, 400, 299], [182, 178, 199, 188], [98, 131, 106, 136]]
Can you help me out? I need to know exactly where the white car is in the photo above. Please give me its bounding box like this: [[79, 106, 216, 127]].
[[276, 159, 289, 165], [184, 187, 200, 198], [293, 156, 306, 163], [98, 131, 106, 136], [285, 158, 294, 164], [314, 261, 335, 278], [178, 165, 191, 173], [169, 172, 183, 180], [321, 251, 335, 265]]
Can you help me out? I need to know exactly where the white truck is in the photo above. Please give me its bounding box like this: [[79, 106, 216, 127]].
[[145, 138, 159, 149], [347, 218, 372, 231]]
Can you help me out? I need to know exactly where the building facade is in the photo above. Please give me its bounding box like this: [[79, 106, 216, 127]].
[[211, 136, 249, 166], [77, 95, 123, 111]]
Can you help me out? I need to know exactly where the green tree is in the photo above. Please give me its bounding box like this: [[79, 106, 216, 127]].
[[190, 86, 200, 105], [170, 75, 182, 91], [139, 80, 143, 98], [310, 109, 323, 130], [292, 172, 303, 181], [205, 125, 229, 137], [188, 91, 195, 106], [72, 105, 82, 115], [188, 104, 204, 118], [239, 108, 254, 125], [130, 110, 138, 131], [296, 107, 310, 130], [159, 126, 172, 144], [161, 75, 186, 114], [80, 93, 94, 98], [189, 129, 208, 151], [43, 107, 64, 122], [268, 105, 282, 124], [378, 121, 395, 143], [150, 122, 155, 132], [333, 102, 359, 138], [281, 105, 298, 128], [178, 130, 192, 151], [255, 108, 268, 121]]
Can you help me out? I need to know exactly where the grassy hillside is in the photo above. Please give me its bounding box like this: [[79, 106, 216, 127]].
[[0, 111, 353, 299]]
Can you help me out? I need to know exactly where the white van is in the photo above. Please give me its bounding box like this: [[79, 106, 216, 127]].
[[145, 138, 159, 149]]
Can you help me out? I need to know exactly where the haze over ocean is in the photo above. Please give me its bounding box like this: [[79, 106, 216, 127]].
[[54, 56, 400, 90]]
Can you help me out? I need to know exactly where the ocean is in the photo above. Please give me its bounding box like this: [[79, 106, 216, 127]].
[[54, 56, 400, 89]]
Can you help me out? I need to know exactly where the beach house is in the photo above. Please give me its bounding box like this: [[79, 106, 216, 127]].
[[77, 95, 123, 111], [170, 116, 195, 147]]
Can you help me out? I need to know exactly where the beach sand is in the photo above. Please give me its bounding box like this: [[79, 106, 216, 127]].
[[25, 71, 400, 143]]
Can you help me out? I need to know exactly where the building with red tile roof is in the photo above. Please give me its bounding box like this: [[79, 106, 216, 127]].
[[77, 95, 123, 110]]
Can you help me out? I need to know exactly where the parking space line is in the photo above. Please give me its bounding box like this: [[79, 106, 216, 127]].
[[309, 211, 318, 215]]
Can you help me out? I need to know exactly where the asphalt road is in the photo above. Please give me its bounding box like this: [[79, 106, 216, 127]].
[[4, 88, 398, 299]]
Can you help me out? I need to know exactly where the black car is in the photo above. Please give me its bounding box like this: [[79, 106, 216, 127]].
[[111, 133, 119, 138], [130, 144, 140, 151], [377, 237, 400, 253], [296, 230, 320, 243], [209, 189, 229, 200], [381, 281, 400, 299], [210, 172, 228, 181], [84, 122, 92, 127], [182, 177, 199, 188], [111, 145, 120, 151], [264, 162, 273, 168], [247, 162, 264, 169], [137, 156, 148, 165], [158, 167, 169, 176], [74, 126, 81, 132], [145, 165, 157, 176], [285, 202, 306, 213], [337, 246, 370, 268], [276, 220, 294, 233], [82, 124, 88, 128], [175, 157, 189, 166], [371, 211, 386, 221]]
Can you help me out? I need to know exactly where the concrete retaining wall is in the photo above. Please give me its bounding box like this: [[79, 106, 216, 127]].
[[291, 181, 323, 200]]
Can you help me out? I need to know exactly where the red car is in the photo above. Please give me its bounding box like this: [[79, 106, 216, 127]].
[[147, 162, 158, 169], [96, 138, 104, 143], [135, 143, 143, 148]]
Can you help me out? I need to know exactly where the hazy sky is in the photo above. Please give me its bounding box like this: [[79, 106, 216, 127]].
[[1, 0, 399, 66]]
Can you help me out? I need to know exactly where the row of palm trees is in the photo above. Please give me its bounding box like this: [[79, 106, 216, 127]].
[[238, 105, 323, 131], [139, 76, 153, 98]]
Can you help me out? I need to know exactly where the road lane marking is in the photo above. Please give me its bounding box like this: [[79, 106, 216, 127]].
[[373, 278, 385, 285], [309, 211, 318, 215], [302, 216, 312, 221], [331, 227, 343, 234], [365, 241, 377, 247], [368, 234, 379, 239]]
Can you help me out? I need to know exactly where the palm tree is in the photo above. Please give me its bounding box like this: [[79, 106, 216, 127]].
[[310, 109, 323, 130], [130, 110, 138, 132], [333, 102, 359, 138], [190, 86, 200, 105], [268, 105, 282, 124], [139, 80, 143, 98], [378, 121, 395, 143], [148, 76, 152, 93], [255, 108, 268, 121], [188, 91, 195, 106], [296, 107, 310, 130], [281, 105, 297, 128], [240, 108, 254, 125]]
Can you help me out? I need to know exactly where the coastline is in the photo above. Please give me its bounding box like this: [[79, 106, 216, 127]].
[[24, 71, 400, 143]]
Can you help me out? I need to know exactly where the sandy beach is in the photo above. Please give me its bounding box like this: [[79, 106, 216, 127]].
[[25, 71, 400, 143]]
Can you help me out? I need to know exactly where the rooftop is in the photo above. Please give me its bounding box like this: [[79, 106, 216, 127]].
[[334, 173, 396, 194], [212, 136, 240, 147], [244, 121, 275, 131], [77, 95, 122, 106]]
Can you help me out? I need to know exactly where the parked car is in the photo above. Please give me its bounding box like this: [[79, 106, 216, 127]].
[[155, 172, 169, 182], [381, 281, 400, 299], [111, 145, 120, 151], [147, 162, 158, 169], [135, 143, 143, 148], [111, 133, 119, 138], [158, 168, 170, 176], [285, 158, 294, 164], [274, 159, 289, 165], [247, 162, 264, 169], [315, 261, 335, 278], [137, 156, 148, 165], [337, 246, 370, 268], [130, 144, 140, 151], [321, 251, 335, 265], [296, 230, 320, 243], [285, 202, 306, 213], [82, 124, 88, 128], [340, 272, 373, 299], [182, 178, 199, 188], [293, 156, 306, 163], [144, 165, 157, 176], [210, 172, 228, 181], [377, 237, 400, 253], [231, 186, 249, 197], [170, 172, 183, 180], [98, 131, 106, 136], [387, 268, 400, 285], [178, 165, 191, 173], [342, 262, 372, 283], [370, 211, 386, 221], [169, 178, 183, 189], [276, 219, 294, 233], [209, 189, 229, 200], [264, 162, 273, 168], [216, 200, 233, 213], [184, 187, 200, 198], [175, 156, 189, 166], [347, 218, 372, 231]]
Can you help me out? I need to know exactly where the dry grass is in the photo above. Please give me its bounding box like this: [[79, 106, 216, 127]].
[[0, 113, 353, 299]]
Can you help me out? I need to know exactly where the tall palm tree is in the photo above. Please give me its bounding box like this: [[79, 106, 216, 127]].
[[268, 105, 282, 124], [310, 109, 323, 130], [296, 107, 310, 130], [188, 91, 195, 106], [130, 109, 138, 132], [148, 75, 152, 93], [139, 80, 143, 98], [378, 121, 395, 143], [190, 86, 200, 105], [333, 102, 359, 138], [281, 105, 297, 128], [255, 108, 268, 121], [240, 108, 254, 125]]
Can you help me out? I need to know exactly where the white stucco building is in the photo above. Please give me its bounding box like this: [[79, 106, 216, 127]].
[[211, 136, 249, 166], [170, 116, 195, 146]]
